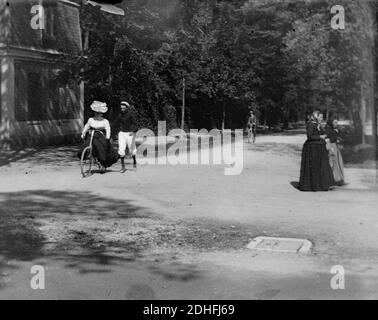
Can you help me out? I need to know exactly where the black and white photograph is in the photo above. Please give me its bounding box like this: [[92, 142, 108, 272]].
[[0, 0, 378, 305]]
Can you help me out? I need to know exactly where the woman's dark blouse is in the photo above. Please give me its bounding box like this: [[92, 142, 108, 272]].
[[325, 127, 340, 143], [306, 121, 325, 144]]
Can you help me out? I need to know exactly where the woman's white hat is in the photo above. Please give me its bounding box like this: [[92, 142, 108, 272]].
[[90, 101, 108, 113]]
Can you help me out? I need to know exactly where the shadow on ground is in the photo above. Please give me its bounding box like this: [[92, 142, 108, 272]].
[[0, 189, 218, 293], [0, 146, 79, 168], [0, 190, 162, 287], [0, 148, 41, 167], [0, 139, 179, 169], [148, 263, 202, 282], [290, 181, 300, 190], [251, 142, 303, 156]]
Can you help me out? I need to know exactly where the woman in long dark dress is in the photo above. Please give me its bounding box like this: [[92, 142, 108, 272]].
[[78, 101, 119, 170], [299, 111, 335, 191]]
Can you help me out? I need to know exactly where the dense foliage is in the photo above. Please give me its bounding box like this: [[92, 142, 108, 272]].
[[75, 0, 376, 132]]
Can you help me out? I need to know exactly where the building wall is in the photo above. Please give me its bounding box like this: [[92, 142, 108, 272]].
[[11, 59, 83, 144], [0, 0, 10, 143], [0, 0, 10, 44], [0, 57, 14, 144], [9, 0, 82, 56], [14, 60, 81, 121], [0, 0, 83, 148]]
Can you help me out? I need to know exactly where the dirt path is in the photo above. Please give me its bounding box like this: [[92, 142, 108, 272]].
[[1, 133, 378, 299]]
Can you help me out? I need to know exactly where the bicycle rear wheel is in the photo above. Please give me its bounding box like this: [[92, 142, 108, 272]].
[[81, 146, 93, 178]]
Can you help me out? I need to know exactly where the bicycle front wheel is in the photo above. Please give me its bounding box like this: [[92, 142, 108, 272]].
[[81, 146, 93, 178]]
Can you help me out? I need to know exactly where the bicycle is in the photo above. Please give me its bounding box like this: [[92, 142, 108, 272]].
[[80, 130, 105, 178]]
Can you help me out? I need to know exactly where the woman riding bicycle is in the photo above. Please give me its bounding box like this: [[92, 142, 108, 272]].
[[78, 101, 119, 171]]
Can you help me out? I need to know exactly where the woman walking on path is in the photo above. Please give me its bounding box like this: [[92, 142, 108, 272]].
[[326, 118, 345, 186], [298, 111, 335, 191]]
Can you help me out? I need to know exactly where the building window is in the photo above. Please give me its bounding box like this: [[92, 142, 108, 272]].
[[15, 67, 28, 122], [15, 63, 80, 122], [27, 72, 44, 121], [59, 82, 80, 119]]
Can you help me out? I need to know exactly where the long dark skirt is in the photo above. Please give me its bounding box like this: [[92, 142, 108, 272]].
[[299, 141, 335, 192], [78, 132, 119, 168]]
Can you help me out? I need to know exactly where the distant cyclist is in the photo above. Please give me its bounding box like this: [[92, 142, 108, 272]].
[[247, 110, 257, 143]]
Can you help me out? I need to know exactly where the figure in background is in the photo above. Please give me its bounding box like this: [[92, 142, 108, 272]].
[[247, 110, 258, 143]]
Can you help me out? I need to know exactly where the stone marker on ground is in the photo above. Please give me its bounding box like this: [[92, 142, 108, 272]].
[[247, 237, 312, 254]]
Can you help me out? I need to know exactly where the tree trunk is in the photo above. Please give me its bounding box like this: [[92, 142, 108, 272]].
[[361, 85, 367, 144], [283, 106, 289, 129], [352, 110, 363, 144], [181, 77, 185, 131], [83, 30, 89, 51], [373, 0, 378, 184], [221, 101, 226, 133]]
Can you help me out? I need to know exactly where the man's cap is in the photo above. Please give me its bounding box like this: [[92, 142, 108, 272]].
[[121, 101, 130, 107]]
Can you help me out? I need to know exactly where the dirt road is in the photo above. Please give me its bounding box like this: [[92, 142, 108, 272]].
[[1, 133, 378, 299]]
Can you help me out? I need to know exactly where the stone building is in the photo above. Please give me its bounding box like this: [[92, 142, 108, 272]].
[[0, 0, 83, 148]]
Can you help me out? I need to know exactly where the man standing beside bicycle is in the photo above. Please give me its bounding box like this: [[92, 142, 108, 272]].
[[112, 101, 138, 173]]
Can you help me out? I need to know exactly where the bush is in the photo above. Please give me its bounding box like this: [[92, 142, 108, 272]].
[[341, 143, 376, 164]]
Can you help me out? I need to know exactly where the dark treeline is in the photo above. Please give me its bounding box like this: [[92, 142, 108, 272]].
[[71, 0, 375, 133]]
